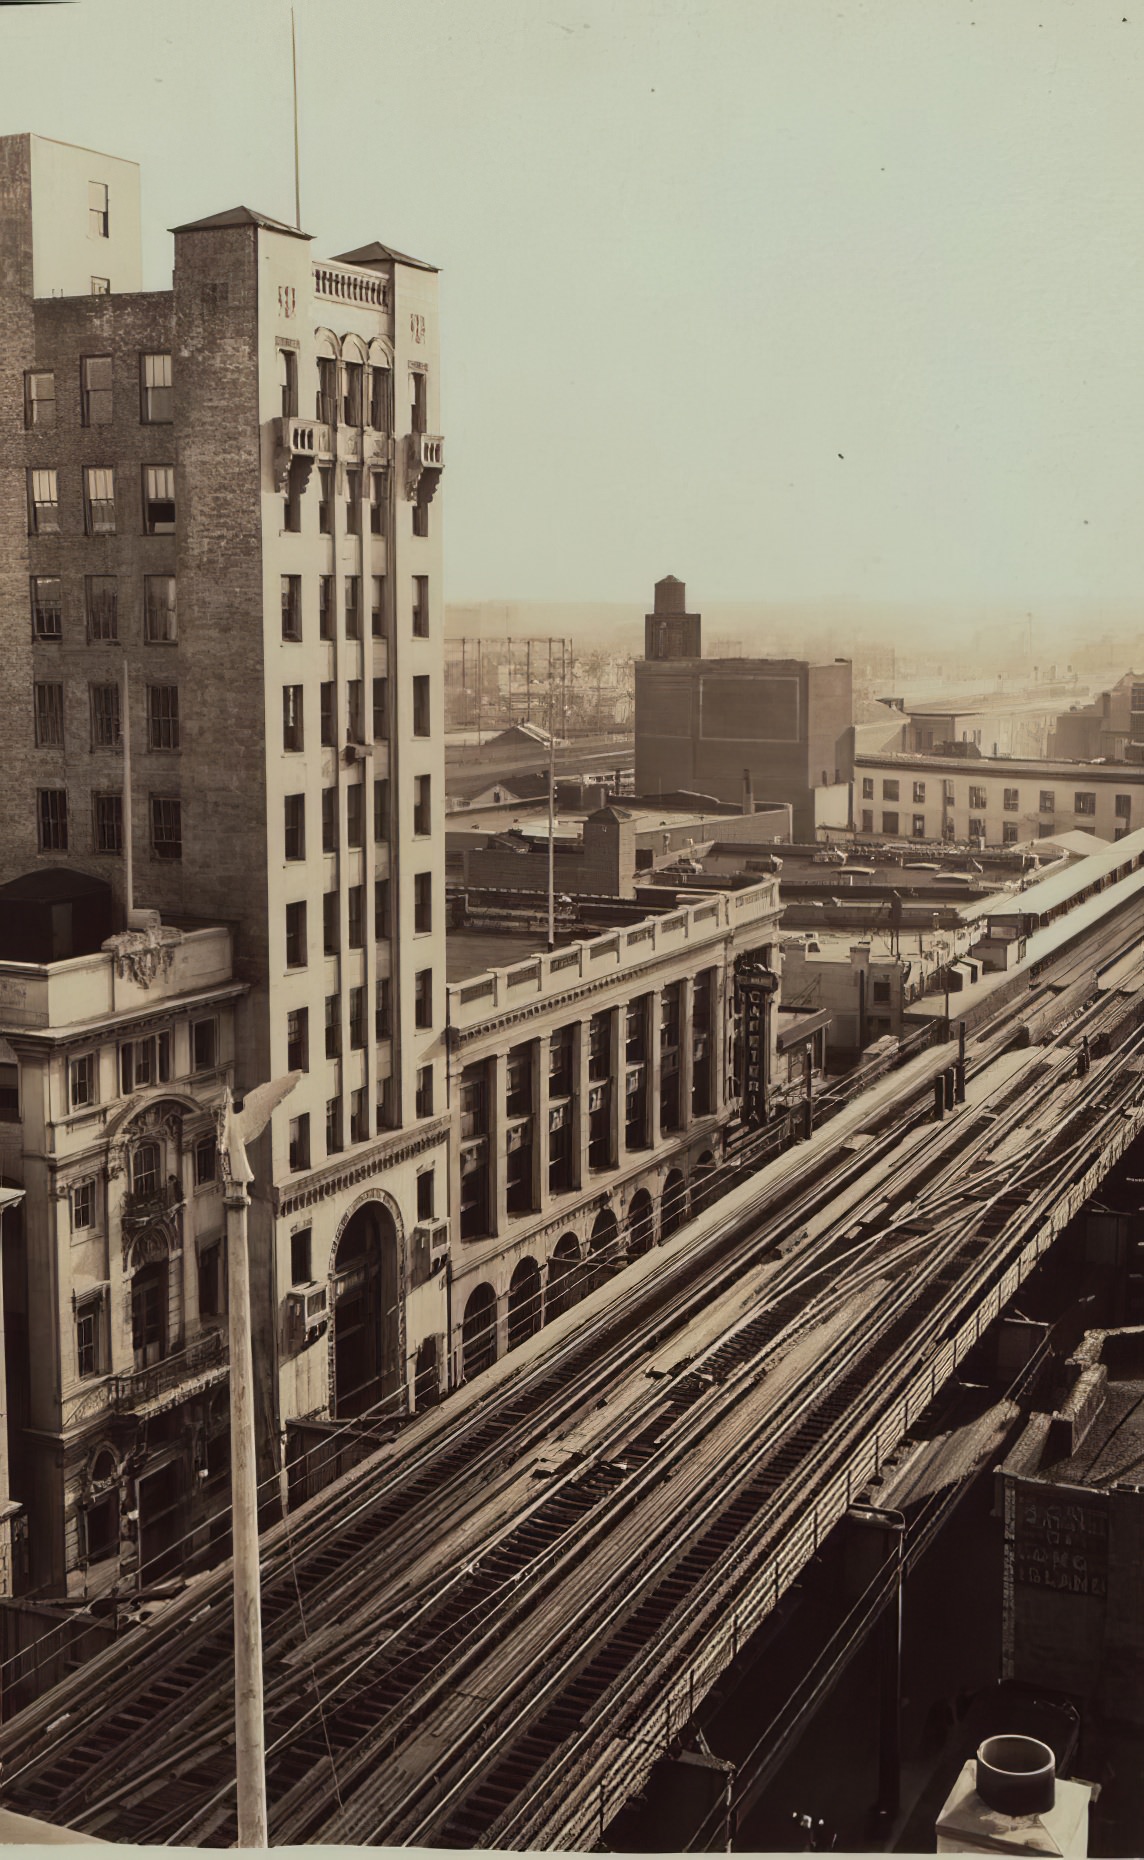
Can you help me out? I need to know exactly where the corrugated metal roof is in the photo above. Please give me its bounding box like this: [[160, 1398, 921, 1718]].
[[987, 823, 1144, 921]]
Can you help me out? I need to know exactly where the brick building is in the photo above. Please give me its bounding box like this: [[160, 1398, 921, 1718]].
[[633, 576, 854, 839], [854, 749, 1144, 847], [0, 133, 449, 1579]]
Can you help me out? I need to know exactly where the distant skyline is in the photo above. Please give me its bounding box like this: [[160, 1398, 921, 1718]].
[[3, 0, 1143, 618]]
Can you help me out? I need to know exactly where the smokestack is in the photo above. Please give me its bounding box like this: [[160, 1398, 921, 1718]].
[[742, 768, 755, 815]]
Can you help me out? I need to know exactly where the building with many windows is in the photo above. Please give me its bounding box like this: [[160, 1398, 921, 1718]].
[[0, 134, 448, 1585], [853, 751, 1144, 848]]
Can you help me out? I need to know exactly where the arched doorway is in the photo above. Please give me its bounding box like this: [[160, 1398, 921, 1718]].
[[627, 1188, 655, 1259], [507, 1258, 542, 1350], [414, 1337, 440, 1412], [691, 1150, 718, 1217], [661, 1169, 687, 1240], [331, 1200, 400, 1420], [545, 1234, 581, 1324], [583, 1208, 619, 1296], [462, 1284, 498, 1380]]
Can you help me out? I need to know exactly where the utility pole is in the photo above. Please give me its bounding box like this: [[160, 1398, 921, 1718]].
[[219, 1072, 301, 1848]]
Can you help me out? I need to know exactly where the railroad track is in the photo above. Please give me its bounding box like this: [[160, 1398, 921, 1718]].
[[1, 909, 1143, 1842]]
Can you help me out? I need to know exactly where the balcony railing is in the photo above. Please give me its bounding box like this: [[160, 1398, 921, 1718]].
[[277, 415, 333, 460], [122, 1179, 184, 1226], [110, 1329, 227, 1414]]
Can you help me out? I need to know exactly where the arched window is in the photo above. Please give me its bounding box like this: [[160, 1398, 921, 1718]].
[[462, 1284, 498, 1380]]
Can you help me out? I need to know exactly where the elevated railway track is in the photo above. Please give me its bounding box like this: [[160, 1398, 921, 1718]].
[[2, 898, 1144, 1844]]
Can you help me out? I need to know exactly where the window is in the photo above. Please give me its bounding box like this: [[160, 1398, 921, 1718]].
[[410, 369, 427, 434], [143, 466, 175, 533], [414, 1169, 435, 1221], [860, 808, 873, 833], [283, 685, 304, 751], [882, 779, 899, 803], [376, 976, 392, 1038], [87, 575, 118, 640], [318, 465, 333, 534], [413, 501, 428, 539], [881, 811, 899, 836], [141, 353, 173, 422], [277, 346, 298, 419], [290, 1227, 312, 1285], [374, 777, 390, 843], [285, 900, 307, 968], [1039, 790, 1055, 814], [1002, 822, 1019, 845], [346, 782, 364, 847], [284, 793, 305, 860], [370, 474, 385, 536], [144, 575, 177, 643], [375, 877, 391, 937], [150, 795, 182, 859], [76, 1300, 102, 1380], [286, 1007, 309, 1072], [147, 684, 179, 750], [324, 993, 340, 1058], [343, 361, 364, 427], [84, 467, 116, 535], [316, 356, 338, 426], [414, 872, 432, 934], [413, 774, 431, 836], [25, 371, 55, 429], [322, 786, 337, 852], [38, 788, 68, 851], [284, 467, 302, 533], [281, 575, 302, 641], [191, 1019, 217, 1071], [194, 1133, 218, 1187], [1116, 794, 1132, 820], [349, 1089, 367, 1146], [349, 987, 365, 1049], [912, 781, 926, 804], [347, 679, 364, 742], [31, 575, 62, 636], [198, 1240, 224, 1317], [320, 681, 335, 747], [323, 890, 338, 954], [81, 355, 112, 425], [369, 364, 390, 431], [344, 576, 361, 641], [412, 576, 429, 637], [71, 1180, 95, 1231], [28, 469, 60, 534], [1074, 791, 1096, 817], [347, 885, 364, 948], [912, 814, 926, 838], [289, 1114, 310, 1171], [89, 180, 109, 238], [90, 682, 120, 748], [93, 792, 123, 853], [117, 1030, 161, 1086], [69, 1053, 97, 1109], [969, 816, 986, 840], [412, 675, 430, 737], [373, 676, 388, 740], [371, 575, 384, 634], [969, 785, 987, 811], [1003, 788, 1019, 812], [414, 969, 432, 1027], [415, 1064, 434, 1118], [861, 778, 874, 801], [326, 1097, 342, 1155], [345, 471, 361, 537], [319, 575, 334, 640], [34, 683, 64, 747]]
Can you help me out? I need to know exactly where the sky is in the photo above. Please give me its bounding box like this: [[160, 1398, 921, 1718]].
[[2, 0, 1143, 620]]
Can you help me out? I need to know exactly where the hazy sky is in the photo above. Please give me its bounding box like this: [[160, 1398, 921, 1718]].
[[3, 0, 1143, 616]]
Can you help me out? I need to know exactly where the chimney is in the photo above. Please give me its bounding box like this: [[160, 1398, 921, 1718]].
[[741, 768, 755, 815]]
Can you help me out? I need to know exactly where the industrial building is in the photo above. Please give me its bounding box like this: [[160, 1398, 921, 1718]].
[[854, 748, 1144, 847], [634, 576, 854, 839], [0, 134, 448, 1588]]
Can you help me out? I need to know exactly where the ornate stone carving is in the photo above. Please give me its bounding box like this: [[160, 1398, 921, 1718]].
[[103, 923, 182, 990]]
